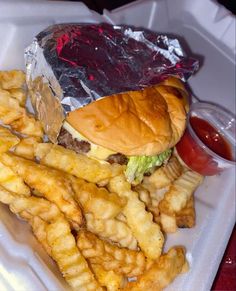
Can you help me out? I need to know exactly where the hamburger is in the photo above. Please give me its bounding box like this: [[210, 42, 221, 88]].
[[57, 76, 189, 184]]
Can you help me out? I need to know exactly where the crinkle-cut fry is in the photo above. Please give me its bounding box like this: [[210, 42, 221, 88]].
[[149, 187, 169, 209], [13, 136, 41, 160], [46, 218, 103, 291], [176, 195, 195, 228], [34, 143, 123, 184], [124, 247, 188, 291], [85, 213, 137, 250], [159, 170, 203, 215], [8, 88, 27, 107], [134, 185, 152, 207], [10, 112, 44, 138], [160, 213, 177, 233], [134, 185, 159, 222], [0, 90, 43, 138], [77, 230, 146, 277], [70, 176, 126, 219], [30, 216, 52, 256], [0, 70, 25, 89], [108, 175, 164, 260], [0, 89, 24, 124], [91, 264, 125, 291], [143, 156, 183, 191], [0, 161, 30, 196], [0, 185, 61, 222], [0, 125, 20, 153], [1, 153, 84, 229]]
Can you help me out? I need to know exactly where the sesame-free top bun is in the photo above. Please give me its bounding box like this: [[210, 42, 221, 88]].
[[66, 77, 188, 156]]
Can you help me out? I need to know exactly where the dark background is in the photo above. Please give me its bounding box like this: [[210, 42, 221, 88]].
[[73, 0, 236, 15]]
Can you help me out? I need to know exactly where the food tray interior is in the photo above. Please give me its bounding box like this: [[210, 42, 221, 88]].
[[0, 0, 235, 290]]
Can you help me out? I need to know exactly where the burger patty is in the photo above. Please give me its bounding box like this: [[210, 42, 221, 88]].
[[58, 127, 127, 165], [58, 127, 91, 154], [106, 153, 128, 165]]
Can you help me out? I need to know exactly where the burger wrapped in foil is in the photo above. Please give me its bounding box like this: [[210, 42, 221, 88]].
[[25, 23, 199, 142]]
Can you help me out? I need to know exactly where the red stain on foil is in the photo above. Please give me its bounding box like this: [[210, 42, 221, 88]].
[[88, 74, 95, 81], [56, 32, 80, 67]]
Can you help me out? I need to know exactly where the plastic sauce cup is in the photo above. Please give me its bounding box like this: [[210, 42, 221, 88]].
[[176, 102, 236, 176]]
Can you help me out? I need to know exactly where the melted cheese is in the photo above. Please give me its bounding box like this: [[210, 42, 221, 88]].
[[63, 121, 116, 160]]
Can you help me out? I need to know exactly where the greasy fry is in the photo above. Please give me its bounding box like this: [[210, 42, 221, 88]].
[[176, 196, 195, 228], [91, 264, 125, 291], [124, 247, 188, 291], [0, 125, 20, 153], [0, 161, 30, 196], [109, 174, 164, 260], [143, 156, 183, 192], [1, 153, 84, 229], [0, 70, 25, 89], [85, 213, 137, 250], [77, 230, 146, 277], [46, 218, 103, 290], [159, 170, 203, 215], [70, 175, 126, 219], [13, 136, 40, 160], [34, 143, 123, 184]]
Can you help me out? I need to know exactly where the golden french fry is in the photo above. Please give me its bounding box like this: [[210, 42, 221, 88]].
[[176, 196, 195, 228], [34, 143, 123, 184], [0, 184, 61, 222], [0, 125, 20, 153], [160, 213, 177, 233], [91, 264, 125, 291], [159, 170, 203, 215], [135, 184, 152, 207], [0, 184, 101, 290], [0, 70, 25, 90], [13, 136, 41, 160], [124, 247, 188, 291], [8, 88, 27, 107], [143, 156, 183, 192], [70, 175, 126, 219], [77, 230, 146, 277], [1, 153, 84, 229], [0, 89, 43, 138], [108, 175, 164, 260], [46, 218, 102, 290], [10, 112, 44, 138], [0, 161, 30, 196], [85, 213, 137, 250], [134, 185, 160, 222], [30, 216, 52, 255], [0, 92, 23, 124]]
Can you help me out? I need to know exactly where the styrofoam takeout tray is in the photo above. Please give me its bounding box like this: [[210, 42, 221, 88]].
[[0, 0, 235, 290]]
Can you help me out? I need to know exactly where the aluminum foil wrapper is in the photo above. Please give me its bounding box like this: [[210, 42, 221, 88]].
[[25, 23, 199, 142]]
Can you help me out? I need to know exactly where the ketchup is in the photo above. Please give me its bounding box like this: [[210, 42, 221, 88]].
[[190, 117, 233, 161], [176, 116, 233, 176]]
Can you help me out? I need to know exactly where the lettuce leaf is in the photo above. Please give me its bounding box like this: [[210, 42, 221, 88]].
[[125, 149, 172, 185]]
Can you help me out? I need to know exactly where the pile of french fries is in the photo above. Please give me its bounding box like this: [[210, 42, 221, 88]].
[[0, 70, 204, 291]]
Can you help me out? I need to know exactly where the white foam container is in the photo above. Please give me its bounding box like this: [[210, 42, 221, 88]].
[[0, 0, 235, 290]]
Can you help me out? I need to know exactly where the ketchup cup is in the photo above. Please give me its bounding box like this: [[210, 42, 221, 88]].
[[176, 102, 236, 176]]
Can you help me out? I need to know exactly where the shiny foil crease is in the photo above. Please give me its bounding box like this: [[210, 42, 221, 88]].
[[25, 23, 199, 142]]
